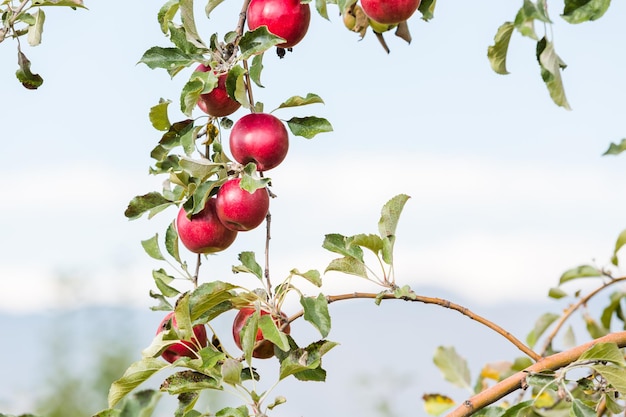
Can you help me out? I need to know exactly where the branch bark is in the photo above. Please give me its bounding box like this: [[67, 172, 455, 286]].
[[446, 331, 626, 417], [288, 291, 541, 362]]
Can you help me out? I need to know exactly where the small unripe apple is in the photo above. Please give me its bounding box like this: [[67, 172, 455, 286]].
[[215, 178, 270, 231], [360, 0, 421, 25], [229, 113, 289, 172], [176, 198, 238, 254], [195, 64, 241, 117], [232, 307, 291, 359], [247, 0, 311, 48], [157, 311, 209, 364]]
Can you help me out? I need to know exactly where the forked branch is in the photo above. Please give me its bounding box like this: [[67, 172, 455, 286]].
[[446, 331, 626, 417]]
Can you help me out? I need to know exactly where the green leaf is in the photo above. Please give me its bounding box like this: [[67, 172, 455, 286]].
[[536, 37, 571, 110], [149, 99, 172, 131], [27, 9, 45, 46], [180, 0, 206, 48], [240, 310, 259, 364], [487, 22, 514, 75], [578, 342, 626, 366], [548, 287, 567, 299], [175, 391, 199, 417], [600, 291, 626, 329], [239, 26, 285, 60], [562, 0, 610, 24], [378, 194, 410, 238], [125, 192, 173, 220], [138, 46, 197, 77], [603, 139, 626, 156], [226, 65, 250, 109], [179, 156, 224, 181], [158, 0, 179, 34], [149, 290, 173, 311], [189, 281, 239, 322], [276, 93, 325, 110], [259, 314, 290, 351], [232, 251, 263, 280], [31, 0, 85, 6], [315, 0, 329, 19], [221, 358, 243, 385], [240, 165, 271, 192], [301, 294, 331, 337], [180, 76, 205, 116], [526, 312, 559, 348], [153, 268, 180, 298], [286, 116, 333, 139], [142, 234, 165, 261], [433, 346, 471, 390], [277, 339, 338, 381], [16, 51, 43, 90], [108, 358, 167, 408], [351, 234, 384, 255], [174, 293, 194, 342], [117, 390, 161, 417], [249, 53, 265, 88], [205, 0, 226, 17], [325, 256, 368, 278], [471, 406, 506, 417], [160, 370, 220, 395], [585, 314, 609, 339], [418, 0, 436, 21], [165, 221, 182, 264], [559, 264, 602, 284], [514, 0, 551, 40], [611, 228, 626, 266], [322, 234, 364, 261], [290, 268, 322, 287], [591, 364, 626, 395], [216, 406, 248, 417], [570, 399, 596, 417], [496, 400, 533, 417]]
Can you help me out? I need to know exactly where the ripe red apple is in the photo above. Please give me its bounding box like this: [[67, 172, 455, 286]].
[[360, 0, 421, 25], [176, 198, 238, 254], [229, 113, 289, 172], [247, 0, 311, 48], [215, 178, 270, 231], [232, 307, 291, 359], [195, 64, 241, 117], [156, 311, 209, 363]]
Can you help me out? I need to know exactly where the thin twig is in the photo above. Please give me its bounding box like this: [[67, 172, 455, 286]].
[[289, 291, 541, 362], [264, 211, 273, 300], [539, 277, 626, 356]]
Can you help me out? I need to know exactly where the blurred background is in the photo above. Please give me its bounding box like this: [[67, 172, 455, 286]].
[[1, 1, 625, 416]]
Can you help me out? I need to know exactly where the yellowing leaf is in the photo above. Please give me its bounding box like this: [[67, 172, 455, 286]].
[[423, 394, 455, 416]]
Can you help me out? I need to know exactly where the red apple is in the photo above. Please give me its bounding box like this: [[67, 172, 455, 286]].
[[195, 64, 241, 117], [232, 307, 291, 359], [215, 178, 270, 231], [156, 311, 209, 363], [360, 0, 421, 25], [229, 113, 289, 172], [247, 0, 311, 48], [176, 198, 238, 254]]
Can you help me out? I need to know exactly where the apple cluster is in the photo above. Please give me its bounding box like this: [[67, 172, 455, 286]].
[[161, 0, 314, 362]]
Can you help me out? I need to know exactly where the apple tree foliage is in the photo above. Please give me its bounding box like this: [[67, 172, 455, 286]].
[[3, 0, 626, 417]]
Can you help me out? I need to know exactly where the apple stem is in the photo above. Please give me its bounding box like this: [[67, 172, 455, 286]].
[[193, 253, 201, 288], [263, 211, 273, 299], [242, 59, 256, 111]]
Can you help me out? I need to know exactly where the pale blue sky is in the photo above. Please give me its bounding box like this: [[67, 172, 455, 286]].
[[1, 1, 625, 314]]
